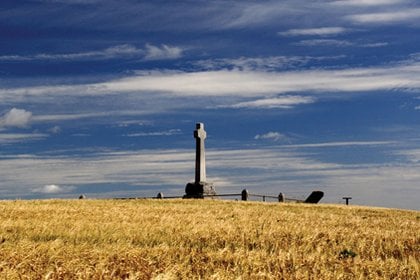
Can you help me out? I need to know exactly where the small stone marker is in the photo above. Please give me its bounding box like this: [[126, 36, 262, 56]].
[[304, 191, 324, 203], [184, 123, 216, 198], [241, 189, 249, 201], [278, 192, 285, 202]]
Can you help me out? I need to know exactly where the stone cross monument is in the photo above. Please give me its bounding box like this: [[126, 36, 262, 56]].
[[184, 123, 216, 198], [194, 123, 207, 183]]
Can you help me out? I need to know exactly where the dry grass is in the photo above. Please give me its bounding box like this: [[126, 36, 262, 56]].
[[0, 199, 418, 279]]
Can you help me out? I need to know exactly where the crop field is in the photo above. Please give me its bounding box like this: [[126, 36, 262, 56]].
[[0, 199, 418, 279]]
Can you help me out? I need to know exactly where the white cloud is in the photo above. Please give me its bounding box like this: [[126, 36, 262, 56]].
[[283, 141, 395, 148], [254, 132, 289, 142], [194, 56, 311, 71], [0, 44, 183, 62], [347, 9, 420, 24], [362, 42, 389, 48], [279, 27, 347, 36], [193, 55, 346, 72], [0, 108, 32, 128], [116, 120, 152, 127], [415, 105, 420, 110], [226, 96, 315, 109], [144, 44, 183, 60], [125, 129, 182, 137], [102, 60, 420, 97], [397, 149, 420, 162], [32, 184, 76, 194], [331, 0, 410, 6], [0, 44, 142, 61], [48, 126, 61, 134], [32, 111, 150, 123], [220, 2, 298, 29], [0, 133, 47, 144], [294, 39, 353, 47]]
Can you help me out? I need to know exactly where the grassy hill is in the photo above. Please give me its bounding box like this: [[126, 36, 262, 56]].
[[0, 199, 418, 279]]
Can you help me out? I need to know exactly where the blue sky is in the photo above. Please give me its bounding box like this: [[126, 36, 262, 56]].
[[0, 0, 419, 210]]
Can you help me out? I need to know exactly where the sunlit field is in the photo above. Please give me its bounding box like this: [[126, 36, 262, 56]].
[[0, 199, 418, 279]]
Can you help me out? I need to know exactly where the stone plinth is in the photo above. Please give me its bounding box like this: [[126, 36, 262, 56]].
[[184, 182, 216, 198]]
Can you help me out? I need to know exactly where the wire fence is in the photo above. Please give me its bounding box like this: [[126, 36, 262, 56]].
[[113, 189, 324, 203]]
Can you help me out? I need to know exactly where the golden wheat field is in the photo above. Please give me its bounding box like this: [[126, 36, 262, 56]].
[[0, 199, 418, 279]]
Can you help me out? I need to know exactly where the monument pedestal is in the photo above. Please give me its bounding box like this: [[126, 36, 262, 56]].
[[184, 182, 216, 198]]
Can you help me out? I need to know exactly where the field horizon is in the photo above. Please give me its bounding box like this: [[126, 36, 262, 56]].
[[0, 199, 418, 279]]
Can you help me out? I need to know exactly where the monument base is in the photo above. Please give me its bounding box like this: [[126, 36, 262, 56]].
[[184, 182, 216, 198]]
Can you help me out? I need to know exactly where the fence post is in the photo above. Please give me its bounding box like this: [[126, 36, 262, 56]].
[[278, 192, 285, 202], [157, 192, 164, 199], [342, 197, 352, 205], [241, 189, 249, 201]]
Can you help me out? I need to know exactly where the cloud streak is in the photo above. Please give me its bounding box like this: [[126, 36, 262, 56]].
[[125, 129, 182, 137], [32, 184, 76, 194], [0, 133, 47, 144], [294, 39, 353, 47], [144, 44, 183, 60], [225, 96, 315, 109], [101, 60, 420, 97], [0, 44, 183, 62], [347, 9, 420, 24], [331, 0, 410, 6], [254, 132, 289, 142], [279, 27, 348, 36]]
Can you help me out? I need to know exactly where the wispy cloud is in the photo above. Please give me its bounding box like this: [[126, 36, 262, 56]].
[[193, 56, 345, 71], [347, 9, 420, 24], [219, 2, 300, 29], [48, 126, 61, 134], [0, 133, 47, 144], [144, 44, 183, 60], [294, 39, 353, 47], [125, 129, 182, 137], [397, 148, 420, 163], [31, 111, 149, 123], [362, 42, 389, 47], [102, 60, 420, 97], [32, 184, 76, 194], [279, 27, 348, 36], [254, 132, 289, 142], [0, 44, 183, 62], [0, 44, 140, 61], [225, 96, 315, 109], [331, 0, 410, 6], [283, 141, 396, 148]]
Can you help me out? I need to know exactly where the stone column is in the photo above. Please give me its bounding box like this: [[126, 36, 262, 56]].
[[184, 123, 216, 198], [194, 123, 206, 183]]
